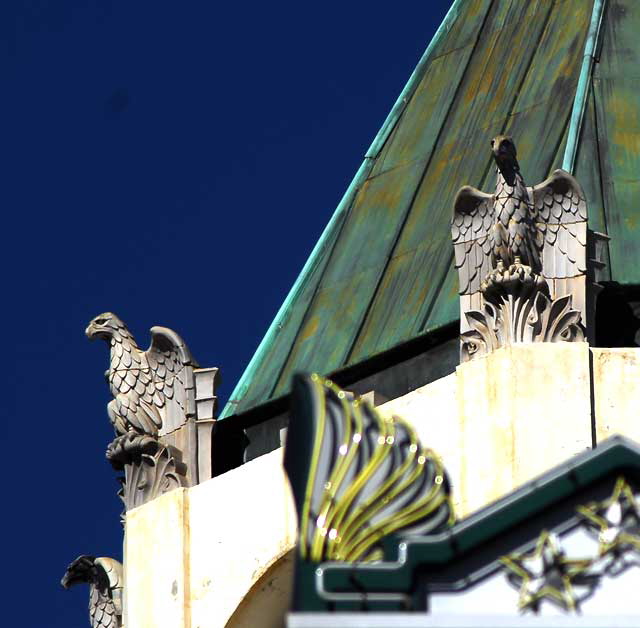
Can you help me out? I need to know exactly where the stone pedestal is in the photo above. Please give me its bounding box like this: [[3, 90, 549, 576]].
[[125, 488, 190, 628], [379, 343, 640, 517], [123, 448, 297, 628], [454, 343, 591, 515]]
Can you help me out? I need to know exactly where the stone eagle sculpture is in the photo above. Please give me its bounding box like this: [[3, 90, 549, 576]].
[[452, 135, 587, 302], [451, 136, 588, 359], [86, 312, 197, 443], [61, 555, 123, 628]]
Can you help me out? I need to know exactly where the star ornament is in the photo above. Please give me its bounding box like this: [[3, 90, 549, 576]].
[[577, 476, 640, 559], [500, 530, 593, 613]]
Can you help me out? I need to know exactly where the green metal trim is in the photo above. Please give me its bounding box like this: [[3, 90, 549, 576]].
[[365, 0, 467, 160], [562, 0, 607, 173], [220, 0, 466, 419], [220, 157, 368, 419], [315, 436, 640, 603]]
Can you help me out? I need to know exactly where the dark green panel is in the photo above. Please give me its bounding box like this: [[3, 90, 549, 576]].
[[273, 267, 386, 396], [375, 44, 479, 175], [423, 267, 460, 332], [594, 0, 640, 283], [349, 238, 456, 359], [272, 162, 426, 395], [320, 163, 427, 286], [231, 206, 351, 414], [574, 85, 608, 240], [430, 0, 493, 59], [508, 0, 592, 116], [351, 0, 561, 360]]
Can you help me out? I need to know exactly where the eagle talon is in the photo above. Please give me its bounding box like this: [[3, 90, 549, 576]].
[[106, 431, 158, 466], [507, 258, 532, 278]]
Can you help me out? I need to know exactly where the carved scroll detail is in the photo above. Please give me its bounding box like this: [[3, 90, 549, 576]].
[[461, 263, 584, 362], [108, 433, 188, 516]]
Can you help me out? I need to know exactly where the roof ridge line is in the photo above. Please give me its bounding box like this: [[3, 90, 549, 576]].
[[219, 0, 466, 419]]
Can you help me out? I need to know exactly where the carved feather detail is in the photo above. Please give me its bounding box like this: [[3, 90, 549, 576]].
[[452, 145, 588, 298], [61, 556, 123, 628], [451, 136, 589, 350], [86, 312, 198, 438]]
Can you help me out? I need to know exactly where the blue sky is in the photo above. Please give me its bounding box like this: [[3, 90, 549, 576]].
[[1, 1, 450, 624]]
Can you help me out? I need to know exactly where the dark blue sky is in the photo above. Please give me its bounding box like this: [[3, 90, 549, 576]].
[[1, 1, 450, 624]]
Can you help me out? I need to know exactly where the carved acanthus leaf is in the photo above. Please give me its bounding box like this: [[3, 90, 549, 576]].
[[451, 136, 592, 359], [461, 263, 584, 362], [108, 432, 188, 516]]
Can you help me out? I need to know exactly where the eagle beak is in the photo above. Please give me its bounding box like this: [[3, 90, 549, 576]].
[[493, 144, 506, 158], [85, 324, 95, 339]]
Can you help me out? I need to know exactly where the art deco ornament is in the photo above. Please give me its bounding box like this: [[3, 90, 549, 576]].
[[109, 432, 188, 517], [501, 530, 595, 613], [284, 374, 454, 563], [61, 555, 123, 628], [451, 136, 588, 360], [578, 476, 640, 566]]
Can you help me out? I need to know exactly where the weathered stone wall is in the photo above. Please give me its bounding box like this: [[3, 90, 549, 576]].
[[380, 343, 594, 516], [123, 344, 640, 627], [125, 448, 297, 628]]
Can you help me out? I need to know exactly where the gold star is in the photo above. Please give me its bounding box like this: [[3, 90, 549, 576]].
[[501, 530, 593, 612], [577, 476, 640, 558]]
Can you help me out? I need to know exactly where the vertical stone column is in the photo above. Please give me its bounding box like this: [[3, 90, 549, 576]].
[[125, 488, 191, 628], [194, 367, 220, 483], [592, 348, 640, 442]]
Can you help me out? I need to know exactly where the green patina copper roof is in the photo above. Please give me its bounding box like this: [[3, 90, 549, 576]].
[[222, 0, 640, 419]]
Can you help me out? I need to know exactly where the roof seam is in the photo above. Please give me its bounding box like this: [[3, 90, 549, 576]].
[[268, 191, 361, 399], [219, 0, 468, 419], [345, 0, 497, 364], [590, 80, 612, 279], [420, 0, 557, 333], [364, 0, 468, 160]]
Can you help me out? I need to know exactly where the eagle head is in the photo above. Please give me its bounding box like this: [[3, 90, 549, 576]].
[[491, 135, 518, 176], [61, 555, 97, 589], [86, 312, 121, 341]]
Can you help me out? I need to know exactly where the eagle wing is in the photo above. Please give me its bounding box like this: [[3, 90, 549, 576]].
[[531, 169, 588, 280], [61, 556, 123, 628], [91, 558, 123, 628], [145, 326, 198, 433], [451, 186, 494, 296]]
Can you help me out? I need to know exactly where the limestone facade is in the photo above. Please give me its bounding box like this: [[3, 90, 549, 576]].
[[123, 343, 640, 627]]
